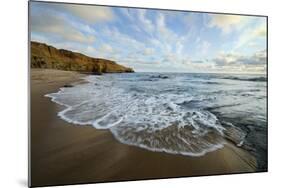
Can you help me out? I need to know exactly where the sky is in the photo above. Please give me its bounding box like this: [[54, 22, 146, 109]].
[[30, 2, 267, 74]]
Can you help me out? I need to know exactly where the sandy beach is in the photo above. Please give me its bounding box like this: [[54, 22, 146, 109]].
[[30, 69, 257, 187]]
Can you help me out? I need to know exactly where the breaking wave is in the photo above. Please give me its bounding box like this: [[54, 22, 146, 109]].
[[46, 73, 265, 157], [46, 75, 229, 156]]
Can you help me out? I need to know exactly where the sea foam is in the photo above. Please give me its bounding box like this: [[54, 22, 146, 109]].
[[47, 72, 267, 169], [45, 74, 229, 156]]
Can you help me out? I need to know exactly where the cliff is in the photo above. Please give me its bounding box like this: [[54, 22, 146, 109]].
[[30, 41, 134, 74]]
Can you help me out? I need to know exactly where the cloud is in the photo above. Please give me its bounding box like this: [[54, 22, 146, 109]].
[[31, 7, 95, 44], [137, 9, 154, 33], [191, 60, 205, 64], [59, 4, 114, 24], [214, 53, 240, 66], [156, 13, 180, 43], [212, 50, 267, 73], [178, 59, 216, 73], [157, 13, 167, 35], [30, 2, 267, 73], [143, 48, 155, 56], [197, 40, 211, 55], [208, 14, 247, 34], [253, 25, 266, 37], [184, 13, 199, 26], [251, 49, 267, 64], [234, 22, 267, 50], [96, 26, 158, 64], [102, 27, 145, 51], [99, 44, 114, 53], [120, 8, 131, 19], [153, 13, 188, 57]]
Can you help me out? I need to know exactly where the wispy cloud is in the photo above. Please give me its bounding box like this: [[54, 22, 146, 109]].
[[62, 4, 114, 24], [234, 21, 267, 50], [207, 14, 248, 34], [30, 3, 95, 45], [30, 2, 267, 73], [212, 50, 266, 73]]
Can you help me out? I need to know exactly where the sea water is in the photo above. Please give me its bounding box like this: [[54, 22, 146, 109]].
[[46, 73, 267, 170]]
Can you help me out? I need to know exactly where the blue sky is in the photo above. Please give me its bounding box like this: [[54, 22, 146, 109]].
[[30, 2, 267, 73]]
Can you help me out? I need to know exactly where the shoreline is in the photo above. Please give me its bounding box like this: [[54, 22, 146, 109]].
[[30, 69, 257, 187]]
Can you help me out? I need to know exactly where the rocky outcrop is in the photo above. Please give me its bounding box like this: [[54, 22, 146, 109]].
[[30, 41, 134, 74]]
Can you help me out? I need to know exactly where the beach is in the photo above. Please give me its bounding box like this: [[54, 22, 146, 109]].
[[30, 69, 257, 187]]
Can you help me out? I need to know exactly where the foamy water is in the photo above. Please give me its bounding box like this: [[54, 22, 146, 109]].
[[46, 73, 267, 166]]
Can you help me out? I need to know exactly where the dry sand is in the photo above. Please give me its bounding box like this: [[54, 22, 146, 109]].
[[30, 69, 257, 187]]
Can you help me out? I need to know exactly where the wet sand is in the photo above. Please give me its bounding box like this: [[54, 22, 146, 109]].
[[30, 69, 257, 187]]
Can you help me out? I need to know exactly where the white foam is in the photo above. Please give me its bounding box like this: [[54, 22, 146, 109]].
[[45, 74, 226, 156]]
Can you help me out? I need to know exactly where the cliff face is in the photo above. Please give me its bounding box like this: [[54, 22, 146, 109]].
[[30, 41, 134, 73]]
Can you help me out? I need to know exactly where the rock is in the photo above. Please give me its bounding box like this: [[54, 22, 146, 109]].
[[150, 75, 169, 79], [63, 84, 73, 88], [91, 72, 103, 75]]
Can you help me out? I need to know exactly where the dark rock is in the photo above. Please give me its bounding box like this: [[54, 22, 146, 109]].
[[91, 72, 103, 75], [150, 75, 169, 79], [63, 84, 73, 88]]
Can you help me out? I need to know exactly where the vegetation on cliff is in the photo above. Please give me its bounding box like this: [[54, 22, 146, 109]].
[[30, 41, 134, 74]]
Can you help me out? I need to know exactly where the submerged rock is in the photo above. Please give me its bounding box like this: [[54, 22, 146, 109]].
[[150, 75, 169, 79], [91, 72, 103, 75], [63, 84, 74, 88]]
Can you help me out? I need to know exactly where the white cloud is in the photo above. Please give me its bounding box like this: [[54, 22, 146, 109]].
[[252, 50, 267, 64], [208, 14, 248, 34], [143, 48, 155, 56], [170, 58, 217, 73], [120, 8, 131, 19], [61, 4, 114, 24], [184, 13, 198, 26], [234, 22, 266, 50], [212, 50, 267, 73], [99, 44, 114, 53], [103, 27, 145, 51], [176, 41, 184, 55], [197, 41, 211, 55], [154, 13, 187, 57], [253, 25, 266, 37], [31, 2, 267, 74], [31, 9, 94, 44], [157, 13, 167, 35], [156, 13, 180, 43], [137, 9, 154, 34]]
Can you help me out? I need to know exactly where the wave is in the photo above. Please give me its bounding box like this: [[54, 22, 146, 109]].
[[45, 75, 229, 156], [223, 76, 267, 82]]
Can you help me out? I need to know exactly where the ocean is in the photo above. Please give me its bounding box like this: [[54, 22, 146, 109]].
[[46, 72, 267, 171]]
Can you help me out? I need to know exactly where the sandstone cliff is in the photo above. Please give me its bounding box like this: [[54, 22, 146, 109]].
[[30, 41, 134, 74]]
